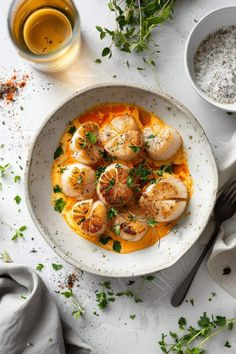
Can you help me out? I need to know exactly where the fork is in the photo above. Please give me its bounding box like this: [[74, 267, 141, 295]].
[[171, 180, 236, 307]]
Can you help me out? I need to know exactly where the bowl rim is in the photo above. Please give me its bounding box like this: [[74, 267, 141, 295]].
[[184, 5, 236, 112], [24, 83, 219, 277]]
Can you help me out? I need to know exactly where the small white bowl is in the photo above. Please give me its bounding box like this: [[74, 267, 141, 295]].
[[185, 6, 236, 112]]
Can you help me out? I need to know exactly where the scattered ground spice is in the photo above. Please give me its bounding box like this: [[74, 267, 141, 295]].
[[0, 73, 29, 103], [67, 272, 77, 289]]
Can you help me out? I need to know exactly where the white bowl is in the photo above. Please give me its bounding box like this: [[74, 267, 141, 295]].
[[185, 6, 236, 112], [25, 84, 218, 277]]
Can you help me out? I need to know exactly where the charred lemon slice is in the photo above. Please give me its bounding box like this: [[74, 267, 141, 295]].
[[71, 122, 103, 165], [71, 199, 107, 236], [139, 176, 188, 222], [113, 212, 148, 242], [97, 163, 133, 206], [144, 123, 182, 161], [100, 114, 143, 161]]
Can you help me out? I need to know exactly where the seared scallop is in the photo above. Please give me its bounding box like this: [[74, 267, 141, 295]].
[[71, 199, 107, 236], [71, 122, 103, 165], [100, 114, 143, 161], [144, 123, 182, 161], [61, 163, 95, 199], [97, 163, 133, 206], [113, 213, 148, 242], [139, 176, 188, 222]]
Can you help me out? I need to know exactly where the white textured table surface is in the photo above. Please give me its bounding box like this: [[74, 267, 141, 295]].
[[1, 1, 236, 353]]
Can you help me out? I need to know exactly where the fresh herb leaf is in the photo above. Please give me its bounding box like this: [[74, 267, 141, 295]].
[[105, 177, 115, 191], [12, 225, 27, 241], [130, 314, 136, 320], [99, 235, 112, 245], [156, 164, 173, 176], [145, 275, 155, 281], [61, 288, 73, 298], [178, 317, 187, 329], [77, 175, 83, 184], [0, 250, 12, 263], [95, 58, 102, 63], [54, 198, 66, 213], [14, 195, 21, 205], [54, 145, 63, 159], [113, 225, 121, 236], [52, 263, 63, 271], [68, 125, 76, 134], [147, 218, 157, 227], [0, 163, 10, 177], [36, 263, 44, 271], [131, 163, 151, 182], [86, 132, 97, 144], [107, 207, 118, 219], [14, 175, 21, 183], [53, 185, 62, 193], [113, 240, 121, 253], [224, 340, 231, 348], [129, 145, 141, 153], [96, 291, 108, 309]]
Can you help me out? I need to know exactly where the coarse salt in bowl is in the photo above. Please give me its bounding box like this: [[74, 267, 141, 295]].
[[185, 6, 236, 112]]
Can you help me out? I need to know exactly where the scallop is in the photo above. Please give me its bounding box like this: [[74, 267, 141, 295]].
[[97, 163, 133, 206], [144, 123, 182, 161], [113, 213, 148, 242], [71, 199, 107, 236], [139, 176, 188, 222], [71, 122, 103, 165], [100, 114, 143, 161], [61, 163, 95, 199]]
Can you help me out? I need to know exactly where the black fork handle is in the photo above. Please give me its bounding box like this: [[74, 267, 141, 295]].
[[171, 218, 221, 307]]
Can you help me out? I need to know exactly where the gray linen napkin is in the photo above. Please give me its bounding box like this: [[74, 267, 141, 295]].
[[0, 263, 92, 354]]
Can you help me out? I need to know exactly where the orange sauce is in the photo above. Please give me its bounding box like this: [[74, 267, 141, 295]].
[[51, 103, 193, 254]]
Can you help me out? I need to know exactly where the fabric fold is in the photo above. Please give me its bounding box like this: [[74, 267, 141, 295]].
[[0, 263, 91, 354]]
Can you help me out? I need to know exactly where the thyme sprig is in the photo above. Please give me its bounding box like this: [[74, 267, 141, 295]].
[[159, 313, 236, 353], [97, 0, 176, 58]]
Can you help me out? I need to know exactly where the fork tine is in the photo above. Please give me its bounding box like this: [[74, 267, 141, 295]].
[[222, 180, 236, 201]]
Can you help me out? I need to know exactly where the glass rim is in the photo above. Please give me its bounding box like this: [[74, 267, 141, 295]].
[[7, 0, 80, 60]]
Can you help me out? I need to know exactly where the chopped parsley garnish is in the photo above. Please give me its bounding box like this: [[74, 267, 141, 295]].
[[147, 218, 157, 227], [99, 235, 112, 245], [86, 132, 97, 144], [100, 150, 116, 161], [224, 340, 231, 348], [0, 163, 10, 177], [99, 281, 111, 290], [126, 175, 134, 188], [14, 195, 21, 205], [77, 175, 83, 184], [53, 185, 62, 193], [147, 134, 155, 139], [52, 263, 63, 271], [54, 198, 66, 213], [105, 177, 115, 191], [155, 164, 173, 176], [145, 275, 155, 281], [95, 58, 102, 63], [60, 167, 68, 174], [107, 207, 118, 219], [113, 225, 121, 236], [113, 240, 121, 253], [131, 163, 151, 182], [95, 166, 106, 182], [96, 291, 108, 310], [68, 125, 76, 134], [178, 317, 187, 330], [14, 175, 21, 183], [80, 141, 87, 149], [129, 145, 141, 153], [130, 314, 136, 320], [54, 145, 63, 159], [36, 263, 44, 271], [12, 225, 27, 241]]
